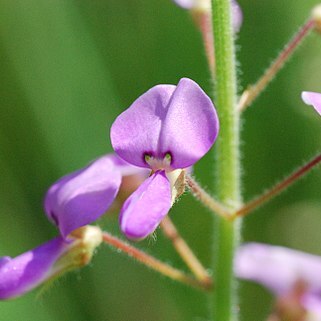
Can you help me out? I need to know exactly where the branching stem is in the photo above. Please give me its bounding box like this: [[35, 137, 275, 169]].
[[102, 231, 211, 291], [186, 174, 230, 219], [238, 19, 315, 112], [234, 152, 321, 218], [160, 216, 212, 286]]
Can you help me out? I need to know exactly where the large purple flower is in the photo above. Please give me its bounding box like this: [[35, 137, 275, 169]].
[[235, 243, 321, 320], [111, 78, 219, 240], [0, 226, 102, 300], [44, 154, 147, 238], [302, 91, 321, 116]]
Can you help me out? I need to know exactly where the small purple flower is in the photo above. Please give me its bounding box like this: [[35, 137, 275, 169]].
[[302, 91, 321, 116], [111, 78, 219, 240], [2, 153, 145, 299], [44, 154, 147, 238], [235, 243, 321, 320], [173, 0, 243, 33], [0, 226, 102, 300]]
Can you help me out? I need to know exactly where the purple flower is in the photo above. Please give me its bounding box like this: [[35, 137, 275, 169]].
[[111, 78, 219, 240], [235, 243, 321, 320], [173, 0, 243, 33], [302, 91, 321, 116], [0, 226, 102, 300], [44, 154, 147, 238], [2, 152, 146, 300]]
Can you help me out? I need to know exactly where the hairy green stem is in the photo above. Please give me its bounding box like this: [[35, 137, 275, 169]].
[[211, 0, 241, 320]]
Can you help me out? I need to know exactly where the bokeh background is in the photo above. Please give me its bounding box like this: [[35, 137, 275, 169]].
[[1, 1, 321, 320]]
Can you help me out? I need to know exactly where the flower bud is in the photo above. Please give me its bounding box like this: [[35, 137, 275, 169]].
[[312, 4, 321, 34]]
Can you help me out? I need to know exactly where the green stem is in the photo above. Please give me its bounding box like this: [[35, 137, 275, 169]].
[[211, 0, 241, 320]]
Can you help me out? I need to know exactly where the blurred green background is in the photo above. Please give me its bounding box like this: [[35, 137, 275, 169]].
[[1, 1, 321, 320]]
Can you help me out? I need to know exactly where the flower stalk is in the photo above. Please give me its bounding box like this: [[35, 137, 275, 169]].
[[186, 174, 230, 219], [238, 19, 315, 112], [102, 231, 212, 290], [191, 11, 216, 78], [160, 216, 212, 285], [211, 0, 241, 320], [234, 152, 321, 218]]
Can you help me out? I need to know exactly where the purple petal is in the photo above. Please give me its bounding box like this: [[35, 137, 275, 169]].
[[0, 226, 102, 300], [302, 91, 321, 116], [111, 84, 176, 168], [0, 237, 67, 299], [158, 78, 219, 169], [111, 78, 219, 169], [44, 155, 122, 238], [302, 295, 321, 320], [231, 0, 243, 32], [235, 243, 321, 296], [120, 171, 171, 241]]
